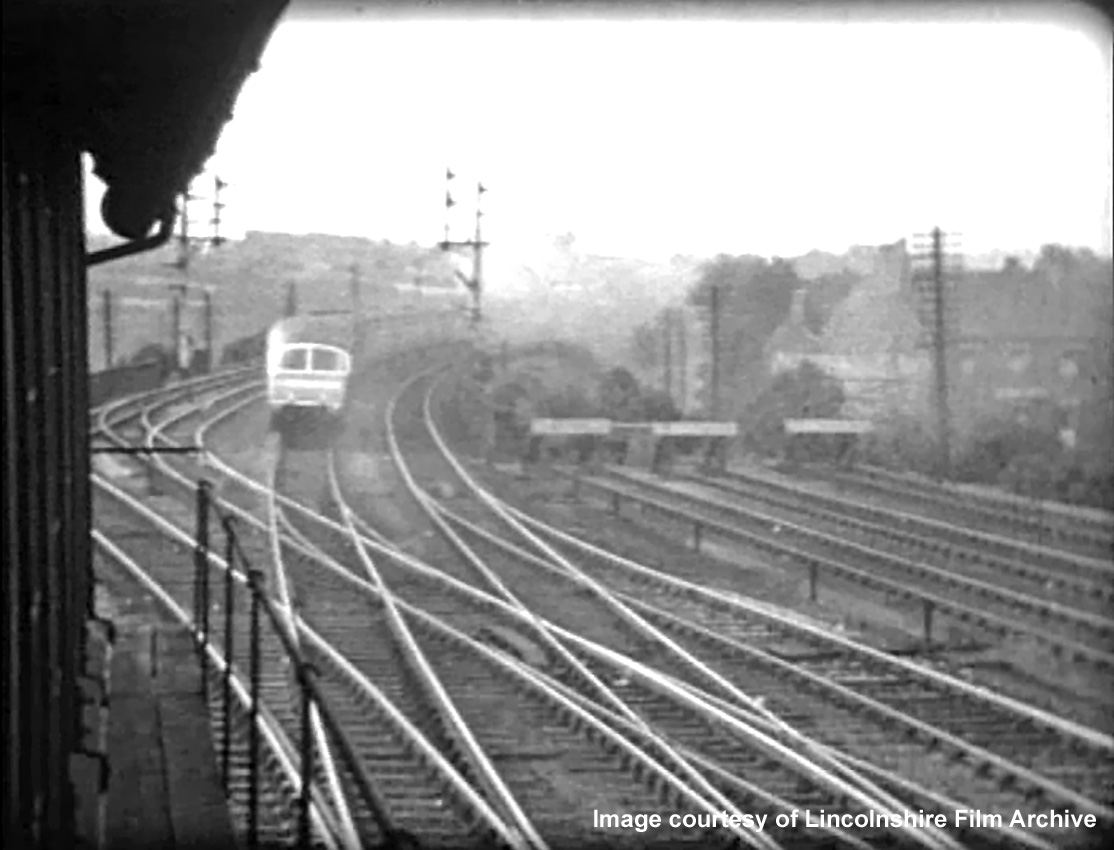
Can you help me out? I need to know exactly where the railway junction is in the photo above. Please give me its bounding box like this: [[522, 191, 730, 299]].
[[5, 3, 1113, 850], [75, 337, 1113, 850]]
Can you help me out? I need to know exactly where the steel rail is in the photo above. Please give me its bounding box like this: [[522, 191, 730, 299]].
[[246, 486, 965, 850], [198, 383, 1105, 846], [696, 467, 1114, 587], [417, 371, 811, 728], [365, 376, 792, 843], [95, 462, 521, 850], [285, 487, 1094, 848], [432, 499, 1114, 823], [367, 368, 958, 849], [92, 527, 344, 849], [608, 466, 1114, 631], [259, 459, 362, 849], [128, 419, 777, 850], [188, 395, 874, 848], [161, 368, 1114, 805], [98, 377, 376, 848], [500, 502, 1114, 755], [268, 525, 791, 850], [401, 438, 1069, 850], [221, 427, 1091, 848], [136, 381, 517, 847], [148, 363, 1105, 846], [843, 463, 1114, 533], [567, 471, 1114, 668], [413, 371, 1047, 847], [378, 371, 648, 729], [319, 462, 547, 850]]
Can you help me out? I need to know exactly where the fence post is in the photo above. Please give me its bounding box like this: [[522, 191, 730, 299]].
[[808, 563, 819, 602], [923, 599, 935, 644], [221, 515, 237, 788], [299, 663, 317, 850], [194, 480, 211, 693], [248, 569, 264, 850]]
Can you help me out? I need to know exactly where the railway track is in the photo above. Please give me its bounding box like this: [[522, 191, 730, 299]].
[[92, 372, 350, 848], [130, 356, 770, 846], [563, 468, 1114, 671], [803, 464, 1113, 562], [703, 466, 1113, 601], [119, 369, 528, 846], [89, 356, 1114, 850], [406, 360, 1114, 848], [208, 366, 936, 848], [273, 371, 791, 848]]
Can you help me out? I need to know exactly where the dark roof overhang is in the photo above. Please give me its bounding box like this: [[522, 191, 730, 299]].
[[4, 0, 289, 240]]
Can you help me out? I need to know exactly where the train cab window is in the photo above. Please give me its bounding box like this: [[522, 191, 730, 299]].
[[280, 347, 309, 370], [311, 348, 345, 372]]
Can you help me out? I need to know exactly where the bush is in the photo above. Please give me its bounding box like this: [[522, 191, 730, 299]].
[[859, 414, 938, 475], [864, 409, 1113, 510], [539, 385, 597, 418], [742, 361, 846, 458], [953, 415, 1063, 483], [637, 389, 681, 422]]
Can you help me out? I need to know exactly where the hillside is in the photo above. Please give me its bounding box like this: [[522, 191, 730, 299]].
[[86, 231, 457, 369]]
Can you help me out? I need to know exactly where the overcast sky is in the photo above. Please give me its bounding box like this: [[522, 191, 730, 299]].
[[85, 2, 1112, 263]]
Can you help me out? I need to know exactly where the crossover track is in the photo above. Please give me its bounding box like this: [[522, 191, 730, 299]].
[[90, 355, 1114, 850], [93, 370, 518, 849], [369, 360, 1113, 849]]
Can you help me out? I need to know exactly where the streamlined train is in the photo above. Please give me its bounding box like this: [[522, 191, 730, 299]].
[[265, 312, 355, 422]]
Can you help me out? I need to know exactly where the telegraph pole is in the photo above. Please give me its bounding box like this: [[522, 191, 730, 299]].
[[204, 176, 226, 370], [662, 312, 673, 400], [349, 263, 364, 360], [284, 282, 298, 318], [912, 227, 961, 480], [102, 289, 114, 368], [709, 284, 721, 418], [439, 168, 488, 326], [677, 311, 687, 414], [170, 191, 192, 367], [349, 263, 362, 318], [203, 289, 214, 370]]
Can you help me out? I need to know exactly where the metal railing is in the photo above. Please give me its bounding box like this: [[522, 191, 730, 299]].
[[190, 479, 405, 850]]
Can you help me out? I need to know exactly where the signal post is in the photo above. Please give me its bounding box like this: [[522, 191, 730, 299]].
[[439, 168, 488, 326]]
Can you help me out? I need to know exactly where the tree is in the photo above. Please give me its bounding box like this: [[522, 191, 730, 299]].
[[802, 271, 858, 335], [687, 254, 804, 415], [639, 389, 680, 421], [598, 367, 644, 421], [540, 385, 596, 418], [630, 320, 659, 371], [743, 360, 846, 457]]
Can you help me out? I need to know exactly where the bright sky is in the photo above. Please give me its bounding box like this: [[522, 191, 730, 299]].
[[85, 2, 1113, 263]]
